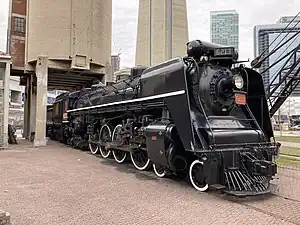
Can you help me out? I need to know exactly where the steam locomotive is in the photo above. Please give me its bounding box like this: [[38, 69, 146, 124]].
[[46, 40, 280, 197]]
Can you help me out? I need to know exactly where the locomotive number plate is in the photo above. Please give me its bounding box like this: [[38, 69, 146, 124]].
[[235, 93, 246, 105]]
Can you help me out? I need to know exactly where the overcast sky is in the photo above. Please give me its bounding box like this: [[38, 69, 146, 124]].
[[0, 0, 299, 68]]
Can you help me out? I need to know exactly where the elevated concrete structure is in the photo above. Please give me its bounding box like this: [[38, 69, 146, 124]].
[[25, 0, 113, 89], [135, 0, 189, 67], [0, 55, 11, 149], [20, 0, 113, 146]]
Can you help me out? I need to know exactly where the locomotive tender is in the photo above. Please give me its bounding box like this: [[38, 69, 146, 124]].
[[47, 39, 280, 197]]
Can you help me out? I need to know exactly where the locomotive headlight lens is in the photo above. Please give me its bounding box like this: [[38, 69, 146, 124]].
[[233, 75, 244, 89]]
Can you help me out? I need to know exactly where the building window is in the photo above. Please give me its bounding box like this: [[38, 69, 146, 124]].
[[13, 17, 25, 33]]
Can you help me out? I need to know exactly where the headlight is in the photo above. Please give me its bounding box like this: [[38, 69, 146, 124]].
[[233, 75, 244, 89]]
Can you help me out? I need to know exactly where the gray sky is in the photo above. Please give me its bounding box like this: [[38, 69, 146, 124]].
[[0, 0, 299, 68], [0, 0, 9, 53]]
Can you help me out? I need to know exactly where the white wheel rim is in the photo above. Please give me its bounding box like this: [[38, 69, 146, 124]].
[[113, 150, 127, 163], [88, 134, 99, 154], [153, 164, 166, 178], [130, 152, 151, 171], [112, 124, 127, 163], [189, 160, 209, 192], [100, 148, 111, 158], [99, 124, 111, 158]]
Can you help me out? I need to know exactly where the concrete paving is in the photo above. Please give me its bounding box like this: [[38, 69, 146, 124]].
[[280, 141, 300, 148], [274, 131, 300, 137], [0, 140, 300, 225]]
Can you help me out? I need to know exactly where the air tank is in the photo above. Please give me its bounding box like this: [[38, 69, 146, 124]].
[[25, 0, 112, 77]]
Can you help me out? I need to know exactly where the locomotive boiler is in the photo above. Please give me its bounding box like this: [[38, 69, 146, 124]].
[[47, 39, 280, 197]]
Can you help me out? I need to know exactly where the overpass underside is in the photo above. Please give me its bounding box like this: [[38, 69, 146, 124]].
[[11, 57, 105, 147]]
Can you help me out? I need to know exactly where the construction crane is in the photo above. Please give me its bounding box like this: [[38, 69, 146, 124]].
[[251, 12, 300, 118]]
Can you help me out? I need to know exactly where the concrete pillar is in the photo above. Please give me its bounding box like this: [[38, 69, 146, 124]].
[[135, 0, 189, 67], [33, 56, 48, 147], [22, 76, 30, 139], [0, 56, 11, 149], [28, 74, 36, 141]]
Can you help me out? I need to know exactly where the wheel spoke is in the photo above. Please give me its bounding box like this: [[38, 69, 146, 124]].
[[112, 124, 127, 163], [99, 125, 112, 158], [189, 160, 209, 192], [88, 131, 99, 154], [130, 150, 151, 171], [153, 164, 167, 178]]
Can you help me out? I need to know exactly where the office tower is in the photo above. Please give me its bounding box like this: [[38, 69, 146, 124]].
[[210, 10, 239, 52], [135, 0, 189, 67], [277, 16, 300, 24], [253, 22, 300, 95], [6, 0, 25, 111], [111, 55, 121, 73]]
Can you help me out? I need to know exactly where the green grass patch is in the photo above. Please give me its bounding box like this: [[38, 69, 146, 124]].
[[275, 136, 300, 143], [280, 146, 300, 157], [275, 155, 300, 168]]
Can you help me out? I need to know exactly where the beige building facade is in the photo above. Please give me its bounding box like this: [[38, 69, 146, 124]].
[[25, 0, 112, 81], [135, 0, 189, 67], [22, 0, 112, 146]]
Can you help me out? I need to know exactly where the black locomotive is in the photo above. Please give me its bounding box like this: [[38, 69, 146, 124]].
[[47, 40, 280, 197]]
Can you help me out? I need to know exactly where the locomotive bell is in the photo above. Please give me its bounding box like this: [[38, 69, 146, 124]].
[[186, 40, 202, 60]]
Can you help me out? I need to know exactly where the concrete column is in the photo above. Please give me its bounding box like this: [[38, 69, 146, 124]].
[[33, 56, 48, 147], [22, 76, 30, 139], [28, 74, 36, 141], [0, 56, 11, 149], [135, 0, 189, 66]]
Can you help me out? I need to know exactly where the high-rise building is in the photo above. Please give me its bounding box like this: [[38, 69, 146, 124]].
[[135, 0, 189, 67], [6, 0, 26, 70], [276, 16, 300, 24], [111, 55, 120, 73], [210, 10, 239, 52], [253, 22, 300, 94], [111, 54, 121, 82], [5, 0, 26, 109]]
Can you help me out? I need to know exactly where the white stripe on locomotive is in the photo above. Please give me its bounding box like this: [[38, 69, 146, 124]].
[[67, 90, 186, 113]]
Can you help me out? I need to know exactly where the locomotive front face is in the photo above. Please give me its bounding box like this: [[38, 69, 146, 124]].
[[198, 65, 246, 115], [183, 40, 279, 196], [186, 39, 248, 116]]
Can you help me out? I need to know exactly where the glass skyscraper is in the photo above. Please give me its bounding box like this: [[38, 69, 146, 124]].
[[276, 16, 300, 24], [253, 17, 300, 95], [210, 10, 239, 52]]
